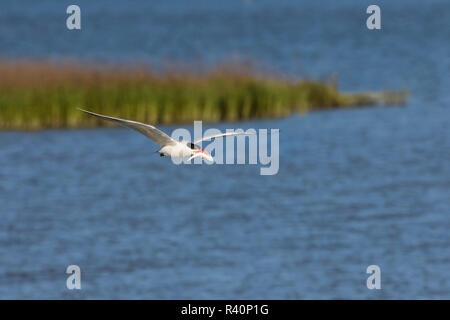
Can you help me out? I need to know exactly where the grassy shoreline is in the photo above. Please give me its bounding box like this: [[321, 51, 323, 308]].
[[0, 60, 408, 130]]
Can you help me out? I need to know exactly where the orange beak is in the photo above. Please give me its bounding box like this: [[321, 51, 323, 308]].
[[195, 149, 214, 162]]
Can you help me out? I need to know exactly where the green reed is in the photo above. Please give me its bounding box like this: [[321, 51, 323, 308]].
[[0, 60, 408, 130]]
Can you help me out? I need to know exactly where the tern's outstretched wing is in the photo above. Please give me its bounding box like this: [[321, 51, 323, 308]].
[[194, 132, 254, 144], [78, 108, 177, 147]]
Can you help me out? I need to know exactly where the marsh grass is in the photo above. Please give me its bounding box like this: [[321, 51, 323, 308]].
[[0, 60, 408, 130]]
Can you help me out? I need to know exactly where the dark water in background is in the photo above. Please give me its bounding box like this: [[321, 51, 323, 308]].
[[0, 0, 449, 299]]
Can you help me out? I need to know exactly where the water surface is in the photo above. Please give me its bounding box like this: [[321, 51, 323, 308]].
[[0, 0, 449, 299]]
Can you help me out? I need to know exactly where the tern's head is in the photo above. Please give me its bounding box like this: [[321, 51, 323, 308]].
[[188, 142, 214, 162], [194, 148, 214, 162]]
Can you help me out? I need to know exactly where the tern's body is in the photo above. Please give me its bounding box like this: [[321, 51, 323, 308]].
[[158, 142, 195, 158], [78, 108, 251, 162]]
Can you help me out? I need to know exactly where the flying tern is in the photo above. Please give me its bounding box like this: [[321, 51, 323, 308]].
[[78, 108, 252, 162]]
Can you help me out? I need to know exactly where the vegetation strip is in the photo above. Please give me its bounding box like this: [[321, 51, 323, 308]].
[[0, 60, 408, 130]]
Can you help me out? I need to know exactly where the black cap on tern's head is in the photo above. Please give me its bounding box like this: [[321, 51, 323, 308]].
[[187, 142, 201, 150]]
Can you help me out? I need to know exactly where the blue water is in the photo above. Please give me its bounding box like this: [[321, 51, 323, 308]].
[[0, 0, 449, 299]]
